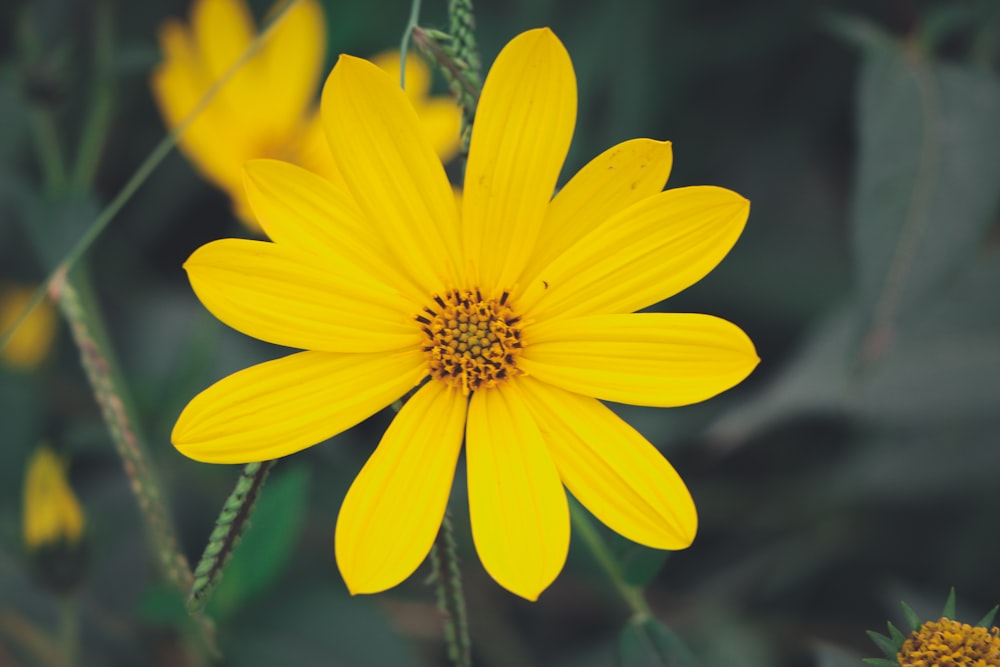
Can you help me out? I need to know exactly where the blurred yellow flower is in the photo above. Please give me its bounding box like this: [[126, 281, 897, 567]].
[[0, 284, 57, 370], [172, 28, 758, 600], [23, 446, 85, 550], [151, 0, 461, 232]]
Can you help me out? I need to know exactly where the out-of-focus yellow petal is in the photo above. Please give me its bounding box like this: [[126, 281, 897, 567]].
[[243, 159, 424, 305], [519, 139, 673, 289], [520, 313, 759, 407], [520, 186, 749, 318], [462, 28, 576, 294], [322, 55, 462, 296], [184, 238, 417, 353], [336, 381, 466, 594], [0, 285, 57, 370], [370, 50, 431, 102], [23, 447, 85, 549], [519, 377, 696, 549], [172, 349, 427, 463], [260, 0, 325, 135], [419, 99, 463, 166], [190, 0, 260, 120], [466, 382, 569, 600]]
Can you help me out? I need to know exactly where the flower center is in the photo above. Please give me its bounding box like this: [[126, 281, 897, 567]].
[[898, 618, 1000, 667], [417, 289, 523, 394]]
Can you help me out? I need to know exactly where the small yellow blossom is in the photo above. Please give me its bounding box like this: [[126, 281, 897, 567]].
[[0, 284, 57, 370], [151, 0, 460, 231], [23, 447, 85, 550], [898, 617, 1000, 667], [172, 28, 758, 600]]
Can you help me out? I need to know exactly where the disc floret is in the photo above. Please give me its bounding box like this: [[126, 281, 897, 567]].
[[418, 289, 523, 394]]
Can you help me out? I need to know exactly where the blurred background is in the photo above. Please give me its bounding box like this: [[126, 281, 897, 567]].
[[1, 0, 999, 665]]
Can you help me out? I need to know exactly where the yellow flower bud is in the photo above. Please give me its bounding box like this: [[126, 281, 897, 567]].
[[0, 284, 57, 371], [23, 446, 85, 550]]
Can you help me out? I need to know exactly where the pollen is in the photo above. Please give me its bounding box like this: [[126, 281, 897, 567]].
[[418, 289, 523, 394], [898, 618, 1000, 667]]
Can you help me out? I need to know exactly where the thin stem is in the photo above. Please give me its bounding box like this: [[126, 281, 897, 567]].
[[569, 501, 653, 621], [400, 0, 422, 89], [58, 596, 78, 667], [70, 0, 113, 192], [429, 514, 472, 667]]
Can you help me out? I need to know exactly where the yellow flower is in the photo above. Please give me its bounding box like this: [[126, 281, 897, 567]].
[[172, 28, 758, 600], [151, 0, 460, 232], [0, 284, 57, 370], [23, 447, 85, 550], [898, 618, 1000, 666]]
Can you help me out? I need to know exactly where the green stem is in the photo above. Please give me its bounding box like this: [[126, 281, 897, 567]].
[[569, 501, 653, 620], [58, 596, 78, 667], [400, 0, 422, 88], [187, 460, 277, 614], [429, 514, 472, 667], [70, 0, 114, 192]]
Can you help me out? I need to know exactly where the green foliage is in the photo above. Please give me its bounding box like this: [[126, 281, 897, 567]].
[[617, 617, 699, 667]]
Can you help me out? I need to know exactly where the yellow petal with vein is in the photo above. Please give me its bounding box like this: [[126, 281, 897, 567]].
[[172, 349, 426, 463], [520, 139, 673, 289], [321, 55, 461, 296], [519, 377, 696, 549], [521, 186, 749, 318], [520, 313, 759, 407], [243, 159, 424, 305], [336, 382, 466, 594], [466, 382, 569, 600], [185, 239, 417, 353], [462, 28, 576, 293]]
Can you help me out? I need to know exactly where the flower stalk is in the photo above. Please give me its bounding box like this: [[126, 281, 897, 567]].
[[428, 514, 472, 667]]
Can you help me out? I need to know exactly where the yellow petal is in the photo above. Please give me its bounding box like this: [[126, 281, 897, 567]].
[[172, 349, 427, 463], [1, 285, 57, 370], [294, 111, 347, 189], [321, 55, 461, 296], [184, 238, 418, 353], [259, 0, 325, 138], [520, 186, 750, 318], [518, 377, 696, 549], [520, 139, 673, 289], [462, 28, 576, 293], [520, 313, 759, 407], [23, 447, 85, 549], [336, 382, 466, 594], [243, 159, 424, 304], [466, 382, 570, 600], [151, 20, 243, 194], [190, 0, 261, 123]]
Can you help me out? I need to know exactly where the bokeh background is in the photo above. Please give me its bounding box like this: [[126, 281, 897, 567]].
[[2, 0, 999, 665]]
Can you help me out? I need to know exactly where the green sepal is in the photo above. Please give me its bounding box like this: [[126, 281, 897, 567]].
[[975, 605, 999, 628], [886, 621, 907, 647], [866, 630, 900, 659], [941, 587, 957, 620], [899, 601, 922, 632]]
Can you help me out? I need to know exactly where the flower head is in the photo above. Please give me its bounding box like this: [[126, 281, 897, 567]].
[[1, 284, 57, 370], [151, 0, 460, 230], [172, 28, 758, 600]]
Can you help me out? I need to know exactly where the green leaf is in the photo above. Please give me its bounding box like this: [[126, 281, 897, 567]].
[[900, 601, 922, 632], [616, 617, 699, 667], [887, 621, 907, 646], [206, 465, 311, 619], [610, 534, 670, 588], [850, 43, 1000, 361]]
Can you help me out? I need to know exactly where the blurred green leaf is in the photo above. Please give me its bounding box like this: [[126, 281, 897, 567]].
[[611, 536, 669, 589], [226, 584, 420, 667], [617, 616, 699, 667], [206, 465, 311, 619], [813, 642, 866, 667], [850, 42, 1000, 359]]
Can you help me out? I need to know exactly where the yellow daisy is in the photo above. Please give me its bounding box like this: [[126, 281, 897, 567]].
[[172, 28, 758, 601], [151, 0, 461, 231]]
